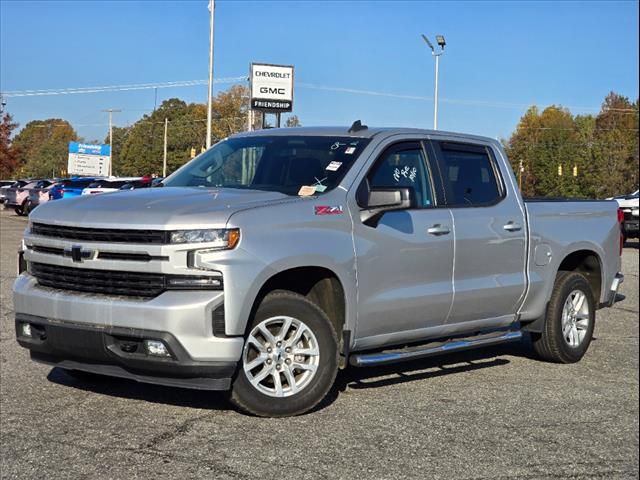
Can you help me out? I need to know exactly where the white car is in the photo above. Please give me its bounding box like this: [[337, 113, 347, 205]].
[[81, 177, 141, 196], [610, 190, 639, 240]]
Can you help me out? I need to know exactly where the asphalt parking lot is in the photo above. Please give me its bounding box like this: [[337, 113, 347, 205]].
[[0, 207, 638, 479]]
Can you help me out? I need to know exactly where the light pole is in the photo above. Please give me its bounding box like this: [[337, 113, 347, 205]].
[[421, 34, 446, 130], [206, 0, 216, 149], [102, 108, 121, 176]]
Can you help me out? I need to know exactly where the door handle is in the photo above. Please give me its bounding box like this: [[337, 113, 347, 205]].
[[503, 221, 522, 232], [427, 224, 451, 236]]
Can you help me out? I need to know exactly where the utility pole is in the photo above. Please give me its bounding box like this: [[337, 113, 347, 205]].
[[163, 118, 168, 177], [102, 109, 122, 176], [421, 34, 446, 130], [206, 0, 216, 149]]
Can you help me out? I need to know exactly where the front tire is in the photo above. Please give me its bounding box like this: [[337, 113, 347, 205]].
[[531, 271, 595, 363], [230, 291, 338, 417]]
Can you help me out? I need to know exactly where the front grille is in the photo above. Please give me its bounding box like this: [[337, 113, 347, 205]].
[[28, 245, 167, 262], [30, 262, 166, 297], [31, 223, 170, 244]]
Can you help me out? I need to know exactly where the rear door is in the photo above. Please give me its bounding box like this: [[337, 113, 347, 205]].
[[429, 140, 526, 324], [352, 141, 454, 347]]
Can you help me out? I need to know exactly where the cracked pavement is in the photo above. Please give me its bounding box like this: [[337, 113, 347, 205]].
[[1, 208, 638, 479]]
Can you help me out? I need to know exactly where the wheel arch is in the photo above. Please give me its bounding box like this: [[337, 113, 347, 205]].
[[245, 265, 349, 346], [555, 249, 603, 306], [522, 247, 604, 333]]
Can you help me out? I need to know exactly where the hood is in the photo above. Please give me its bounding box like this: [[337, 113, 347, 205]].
[[30, 187, 292, 229]]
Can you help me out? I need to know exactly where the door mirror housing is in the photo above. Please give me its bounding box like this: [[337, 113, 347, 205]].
[[360, 187, 414, 225]]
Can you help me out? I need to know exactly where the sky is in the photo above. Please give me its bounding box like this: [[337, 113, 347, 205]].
[[1, 0, 638, 143]]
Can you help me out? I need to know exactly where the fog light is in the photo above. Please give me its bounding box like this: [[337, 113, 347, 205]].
[[21, 323, 32, 337], [144, 340, 171, 357]]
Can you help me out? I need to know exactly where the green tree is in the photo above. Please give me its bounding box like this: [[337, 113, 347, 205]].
[[591, 92, 639, 197], [285, 115, 301, 127], [118, 99, 206, 176], [505, 105, 581, 197], [12, 119, 78, 177], [504, 92, 639, 199], [104, 126, 131, 176], [118, 86, 254, 176], [0, 113, 19, 178]]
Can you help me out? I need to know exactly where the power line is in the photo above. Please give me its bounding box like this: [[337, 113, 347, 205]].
[[1, 77, 246, 97], [5, 77, 637, 115]]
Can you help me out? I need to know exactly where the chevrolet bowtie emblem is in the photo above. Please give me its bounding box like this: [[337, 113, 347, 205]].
[[63, 245, 93, 263]]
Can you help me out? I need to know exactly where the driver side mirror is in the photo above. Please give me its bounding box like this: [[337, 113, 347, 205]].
[[360, 187, 415, 225]]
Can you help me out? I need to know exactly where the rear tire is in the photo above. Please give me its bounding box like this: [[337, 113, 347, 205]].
[[230, 291, 338, 417], [24, 200, 34, 215], [17, 200, 28, 216], [531, 271, 595, 363]]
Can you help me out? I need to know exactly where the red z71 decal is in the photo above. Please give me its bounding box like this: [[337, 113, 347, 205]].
[[315, 205, 344, 215]]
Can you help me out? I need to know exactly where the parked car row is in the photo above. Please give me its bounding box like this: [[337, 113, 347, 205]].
[[1, 175, 162, 216]]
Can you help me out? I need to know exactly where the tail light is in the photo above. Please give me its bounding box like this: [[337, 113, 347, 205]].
[[617, 208, 624, 255]]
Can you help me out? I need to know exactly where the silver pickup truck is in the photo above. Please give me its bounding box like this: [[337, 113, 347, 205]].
[[14, 125, 624, 417]]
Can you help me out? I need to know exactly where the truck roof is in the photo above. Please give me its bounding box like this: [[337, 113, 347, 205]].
[[232, 126, 497, 144]]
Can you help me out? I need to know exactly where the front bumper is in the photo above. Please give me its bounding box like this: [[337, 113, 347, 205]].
[[14, 273, 243, 360], [16, 314, 236, 390]]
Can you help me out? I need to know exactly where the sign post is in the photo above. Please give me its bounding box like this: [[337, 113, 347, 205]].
[[249, 63, 294, 129], [67, 142, 111, 177]]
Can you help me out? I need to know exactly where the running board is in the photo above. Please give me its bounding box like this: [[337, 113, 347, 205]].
[[349, 330, 522, 367]]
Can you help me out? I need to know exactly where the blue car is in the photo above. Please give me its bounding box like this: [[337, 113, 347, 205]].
[[49, 177, 102, 200]]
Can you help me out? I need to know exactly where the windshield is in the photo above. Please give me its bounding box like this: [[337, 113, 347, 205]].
[[163, 135, 370, 196]]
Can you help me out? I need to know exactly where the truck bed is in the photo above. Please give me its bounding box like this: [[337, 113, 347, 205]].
[[518, 199, 621, 321]]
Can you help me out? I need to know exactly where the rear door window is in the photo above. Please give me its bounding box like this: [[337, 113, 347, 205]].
[[432, 142, 503, 207]]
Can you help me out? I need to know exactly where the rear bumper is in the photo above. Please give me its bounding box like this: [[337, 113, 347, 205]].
[[16, 314, 237, 390], [623, 219, 639, 236], [604, 273, 624, 308]]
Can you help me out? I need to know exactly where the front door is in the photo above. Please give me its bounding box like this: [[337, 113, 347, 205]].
[[352, 141, 454, 348]]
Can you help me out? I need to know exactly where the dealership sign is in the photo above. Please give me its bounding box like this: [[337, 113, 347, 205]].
[[250, 63, 294, 112], [67, 142, 111, 176]]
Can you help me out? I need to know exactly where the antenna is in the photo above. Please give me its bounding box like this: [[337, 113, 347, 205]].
[[348, 120, 368, 133]]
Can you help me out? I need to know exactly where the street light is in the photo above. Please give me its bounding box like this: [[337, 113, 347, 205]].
[[206, 0, 216, 149], [421, 33, 446, 130]]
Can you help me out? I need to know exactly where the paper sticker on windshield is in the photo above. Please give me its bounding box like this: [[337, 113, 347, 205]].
[[345, 146, 356, 155], [298, 185, 316, 196], [315, 184, 327, 193], [326, 161, 342, 172]]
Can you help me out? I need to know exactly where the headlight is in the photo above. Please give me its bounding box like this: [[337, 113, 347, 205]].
[[169, 228, 240, 248]]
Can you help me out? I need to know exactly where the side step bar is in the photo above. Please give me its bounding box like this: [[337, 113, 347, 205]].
[[349, 330, 522, 367]]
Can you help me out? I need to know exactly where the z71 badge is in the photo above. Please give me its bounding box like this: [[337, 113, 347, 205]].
[[314, 205, 344, 215]]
